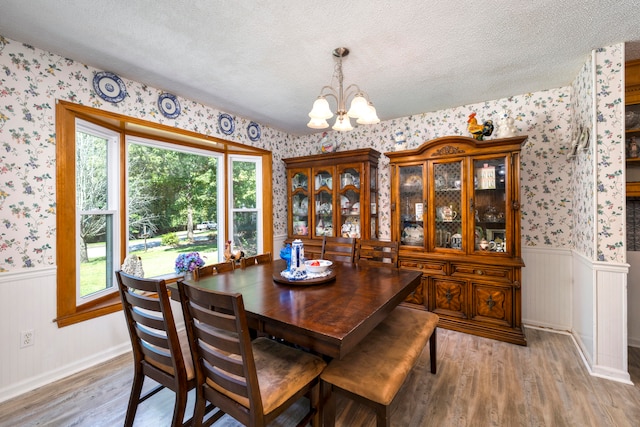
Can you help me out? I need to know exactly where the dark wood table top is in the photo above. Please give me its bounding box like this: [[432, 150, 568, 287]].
[[170, 259, 422, 359]]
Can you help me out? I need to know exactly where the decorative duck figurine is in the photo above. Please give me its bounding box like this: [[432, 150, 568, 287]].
[[467, 112, 494, 141]]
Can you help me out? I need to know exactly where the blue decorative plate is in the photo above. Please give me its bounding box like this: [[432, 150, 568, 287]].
[[247, 121, 261, 141], [158, 93, 181, 119], [219, 113, 235, 135], [93, 71, 127, 103]]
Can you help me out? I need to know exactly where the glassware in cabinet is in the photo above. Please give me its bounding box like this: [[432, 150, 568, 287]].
[[338, 166, 361, 238], [472, 157, 508, 253], [314, 168, 334, 237], [290, 170, 310, 237], [399, 165, 424, 247], [433, 160, 463, 251]]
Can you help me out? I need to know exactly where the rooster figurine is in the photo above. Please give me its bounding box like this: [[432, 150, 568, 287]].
[[224, 240, 244, 263], [467, 112, 494, 141]]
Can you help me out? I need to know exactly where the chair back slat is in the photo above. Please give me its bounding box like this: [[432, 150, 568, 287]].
[[321, 236, 356, 263], [195, 261, 235, 280], [357, 239, 399, 268], [240, 252, 272, 268]]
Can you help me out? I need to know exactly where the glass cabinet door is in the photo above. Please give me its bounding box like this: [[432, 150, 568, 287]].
[[290, 171, 309, 237], [399, 165, 424, 247], [472, 157, 508, 253], [338, 166, 361, 238], [433, 160, 463, 251], [314, 169, 334, 237]]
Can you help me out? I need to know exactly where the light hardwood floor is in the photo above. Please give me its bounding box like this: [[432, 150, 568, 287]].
[[1, 327, 639, 426]]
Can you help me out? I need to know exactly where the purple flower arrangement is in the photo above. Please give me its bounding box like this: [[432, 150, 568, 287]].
[[174, 252, 205, 273]]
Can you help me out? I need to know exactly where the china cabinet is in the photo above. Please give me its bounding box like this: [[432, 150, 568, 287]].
[[386, 135, 527, 345], [283, 148, 380, 257], [626, 60, 640, 249]]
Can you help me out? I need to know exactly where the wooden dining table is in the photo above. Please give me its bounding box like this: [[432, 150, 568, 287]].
[[169, 259, 422, 360]]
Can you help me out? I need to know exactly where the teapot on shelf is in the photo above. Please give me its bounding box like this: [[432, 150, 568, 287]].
[[436, 205, 457, 222]]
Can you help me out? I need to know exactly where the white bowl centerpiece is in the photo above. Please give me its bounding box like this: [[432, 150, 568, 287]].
[[304, 259, 332, 274]]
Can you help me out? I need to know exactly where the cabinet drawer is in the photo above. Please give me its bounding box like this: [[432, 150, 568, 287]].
[[469, 282, 513, 327], [429, 278, 467, 319], [400, 259, 446, 275], [450, 263, 511, 282]]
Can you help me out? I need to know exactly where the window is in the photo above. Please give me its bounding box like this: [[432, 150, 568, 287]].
[[229, 155, 263, 256], [76, 120, 120, 303], [55, 101, 272, 327]]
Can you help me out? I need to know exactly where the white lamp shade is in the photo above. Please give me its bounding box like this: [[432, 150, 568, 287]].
[[307, 117, 330, 129], [356, 103, 380, 125], [308, 97, 333, 119], [347, 95, 369, 118], [332, 115, 353, 131]]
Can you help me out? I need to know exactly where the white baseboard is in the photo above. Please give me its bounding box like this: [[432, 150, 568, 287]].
[[0, 343, 131, 403]]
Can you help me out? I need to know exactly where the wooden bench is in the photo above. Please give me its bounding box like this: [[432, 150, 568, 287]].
[[320, 306, 439, 427]]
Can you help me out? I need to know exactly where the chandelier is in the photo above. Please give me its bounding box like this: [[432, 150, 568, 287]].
[[307, 47, 380, 131]]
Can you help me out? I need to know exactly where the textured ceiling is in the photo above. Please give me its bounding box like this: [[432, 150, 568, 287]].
[[2, 0, 640, 135]]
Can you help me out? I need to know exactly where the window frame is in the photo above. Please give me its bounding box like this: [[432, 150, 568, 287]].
[[229, 154, 264, 255], [55, 100, 273, 327], [75, 119, 121, 304]]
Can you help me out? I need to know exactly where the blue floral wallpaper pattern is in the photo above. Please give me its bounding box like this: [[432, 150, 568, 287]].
[[0, 33, 626, 272]]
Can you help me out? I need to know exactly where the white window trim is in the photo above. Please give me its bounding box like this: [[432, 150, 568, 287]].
[[228, 154, 263, 255], [75, 119, 121, 304]]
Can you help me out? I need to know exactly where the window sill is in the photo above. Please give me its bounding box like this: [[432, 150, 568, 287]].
[[55, 273, 183, 328], [55, 293, 123, 327]]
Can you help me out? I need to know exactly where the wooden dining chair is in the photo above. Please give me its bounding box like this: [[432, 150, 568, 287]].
[[177, 280, 327, 427], [321, 236, 356, 263], [357, 239, 399, 268], [194, 260, 235, 280], [115, 270, 196, 427], [240, 252, 272, 268]]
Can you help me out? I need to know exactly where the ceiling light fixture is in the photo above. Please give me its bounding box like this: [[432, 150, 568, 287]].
[[307, 47, 380, 131]]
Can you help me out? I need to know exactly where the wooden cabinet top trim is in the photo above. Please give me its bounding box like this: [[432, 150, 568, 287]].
[[385, 135, 527, 161], [283, 148, 381, 167]]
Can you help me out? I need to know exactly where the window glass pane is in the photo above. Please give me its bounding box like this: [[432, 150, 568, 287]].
[[76, 122, 117, 302], [233, 211, 258, 256], [127, 141, 221, 275], [232, 161, 257, 209], [79, 214, 114, 297], [76, 131, 108, 210]]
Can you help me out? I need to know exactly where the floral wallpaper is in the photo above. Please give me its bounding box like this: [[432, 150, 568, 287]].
[[0, 35, 293, 272], [0, 33, 627, 273], [593, 45, 626, 263], [571, 55, 596, 259]]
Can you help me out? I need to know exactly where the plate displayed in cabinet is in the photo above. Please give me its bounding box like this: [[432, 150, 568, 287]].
[[158, 93, 181, 119], [93, 71, 127, 103], [219, 113, 235, 135]]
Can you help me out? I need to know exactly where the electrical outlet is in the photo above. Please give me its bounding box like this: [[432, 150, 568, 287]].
[[20, 329, 34, 348]]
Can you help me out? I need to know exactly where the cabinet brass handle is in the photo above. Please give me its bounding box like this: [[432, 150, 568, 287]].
[[513, 281, 521, 289], [476, 269, 484, 275]]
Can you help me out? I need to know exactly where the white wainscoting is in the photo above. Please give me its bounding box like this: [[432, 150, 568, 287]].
[[521, 247, 573, 331], [569, 252, 631, 384], [0, 268, 131, 403], [572, 251, 595, 368]]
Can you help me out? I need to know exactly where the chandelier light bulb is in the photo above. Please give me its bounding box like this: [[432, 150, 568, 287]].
[[332, 115, 353, 131], [307, 117, 330, 129], [308, 97, 333, 119], [347, 95, 369, 118]]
